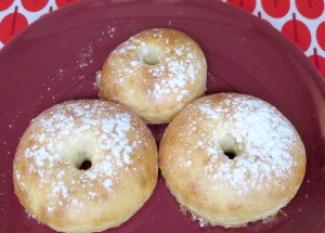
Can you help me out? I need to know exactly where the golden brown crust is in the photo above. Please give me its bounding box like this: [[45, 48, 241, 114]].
[[13, 100, 157, 233], [100, 28, 207, 124], [159, 93, 306, 227]]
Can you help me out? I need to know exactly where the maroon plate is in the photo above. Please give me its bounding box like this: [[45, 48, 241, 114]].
[[0, 0, 324, 232]]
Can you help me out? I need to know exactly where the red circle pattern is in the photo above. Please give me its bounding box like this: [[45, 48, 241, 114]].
[[282, 18, 312, 52], [317, 22, 325, 51], [21, 0, 49, 12], [0, 0, 13, 11], [0, 0, 324, 77], [262, 0, 290, 18], [296, 0, 324, 19], [0, 13, 28, 44]]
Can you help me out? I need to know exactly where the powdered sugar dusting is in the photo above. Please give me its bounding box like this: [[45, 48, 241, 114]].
[[16, 101, 140, 213], [190, 95, 300, 193], [180, 204, 209, 228], [76, 43, 94, 69], [105, 29, 206, 101], [94, 71, 102, 88], [102, 179, 113, 190], [107, 25, 117, 38], [149, 54, 197, 101]]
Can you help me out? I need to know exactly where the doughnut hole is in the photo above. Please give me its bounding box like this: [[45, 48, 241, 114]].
[[63, 135, 98, 171], [220, 133, 238, 160], [223, 150, 236, 160], [142, 47, 160, 65], [75, 151, 92, 170]]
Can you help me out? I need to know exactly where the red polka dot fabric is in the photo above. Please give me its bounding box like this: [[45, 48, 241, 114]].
[[0, 0, 324, 76], [227, 0, 325, 77]]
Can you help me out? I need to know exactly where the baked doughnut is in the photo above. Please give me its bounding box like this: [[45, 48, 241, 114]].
[[13, 100, 157, 233], [159, 93, 306, 227], [99, 28, 207, 124]]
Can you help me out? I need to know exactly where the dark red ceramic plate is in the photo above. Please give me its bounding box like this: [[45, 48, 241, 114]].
[[0, 0, 325, 232]]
